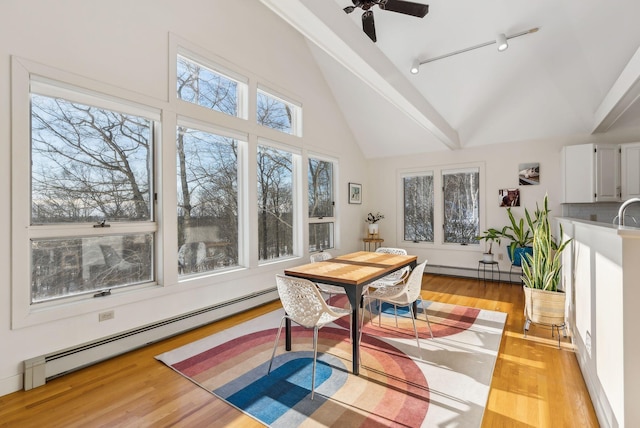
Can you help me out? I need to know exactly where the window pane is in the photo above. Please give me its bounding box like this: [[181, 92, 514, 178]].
[[177, 56, 238, 116], [31, 94, 152, 224], [177, 127, 239, 275], [403, 175, 434, 242], [309, 222, 334, 252], [443, 169, 480, 244], [308, 158, 333, 218], [257, 91, 293, 134], [257, 145, 293, 260], [31, 233, 154, 303]]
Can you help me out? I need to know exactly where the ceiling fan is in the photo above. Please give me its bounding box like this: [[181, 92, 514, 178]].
[[343, 0, 429, 43]]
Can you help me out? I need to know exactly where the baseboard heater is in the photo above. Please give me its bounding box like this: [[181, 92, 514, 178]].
[[424, 264, 522, 284], [24, 287, 278, 390]]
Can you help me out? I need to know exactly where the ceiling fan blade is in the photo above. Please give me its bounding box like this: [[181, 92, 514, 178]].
[[362, 10, 377, 42], [344, 6, 356, 14], [380, 0, 429, 18]]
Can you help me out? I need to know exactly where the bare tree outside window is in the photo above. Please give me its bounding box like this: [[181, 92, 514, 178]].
[[443, 169, 480, 244], [308, 158, 334, 251], [30, 94, 155, 302], [176, 127, 239, 275], [257, 145, 294, 260], [403, 174, 434, 242], [177, 55, 238, 117], [257, 90, 295, 135]]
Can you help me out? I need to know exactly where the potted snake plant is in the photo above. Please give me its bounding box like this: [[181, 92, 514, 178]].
[[521, 195, 572, 332]]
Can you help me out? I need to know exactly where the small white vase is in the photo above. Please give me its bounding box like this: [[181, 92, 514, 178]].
[[368, 224, 379, 235]]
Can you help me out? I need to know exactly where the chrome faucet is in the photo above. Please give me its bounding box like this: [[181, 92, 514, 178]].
[[617, 198, 640, 226]]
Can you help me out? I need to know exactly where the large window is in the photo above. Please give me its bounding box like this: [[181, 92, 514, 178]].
[[308, 157, 335, 251], [402, 166, 481, 246], [176, 54, 247, 118], [403, 173, 434, 242], [257, 87, 302, 136], [177, 125, 241, 275], [443, 168, 480, 244], [30, 91, 156, 303], [257, 143, 297, 261]]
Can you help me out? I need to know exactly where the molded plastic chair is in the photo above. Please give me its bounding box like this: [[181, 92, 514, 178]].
[[370, 247, 411, 288], [361, 260, 432, 357], [268, 274, 351, 399], [309, 251, 346, 301]]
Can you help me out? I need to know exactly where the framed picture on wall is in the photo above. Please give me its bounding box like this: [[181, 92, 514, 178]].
[[519, 162, 540, 185], [499, 188, 520, 207], [349, 182, 362, 204]]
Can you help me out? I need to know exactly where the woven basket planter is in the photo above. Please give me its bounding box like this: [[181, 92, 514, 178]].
[[523, 286, 566, 326]]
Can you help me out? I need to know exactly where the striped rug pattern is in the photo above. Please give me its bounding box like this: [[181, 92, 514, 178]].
[[156, 299, 506, 427]]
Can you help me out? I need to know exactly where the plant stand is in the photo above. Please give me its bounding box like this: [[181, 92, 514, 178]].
[[477, 260, 500, 286], [523, 286, 567, 348]]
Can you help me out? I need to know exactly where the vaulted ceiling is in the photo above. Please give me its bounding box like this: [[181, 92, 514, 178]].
[[260, 0, 640, 158]]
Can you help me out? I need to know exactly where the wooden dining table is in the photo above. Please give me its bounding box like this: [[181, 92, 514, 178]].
[[283, 250, 417, 375]]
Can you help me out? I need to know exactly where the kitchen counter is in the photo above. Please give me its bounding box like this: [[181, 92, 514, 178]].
[[557, 217, 640, 427]]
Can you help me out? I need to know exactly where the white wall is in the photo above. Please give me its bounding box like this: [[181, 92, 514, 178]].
[[0, 0, 368, 395], [365, 134, 638, 272]]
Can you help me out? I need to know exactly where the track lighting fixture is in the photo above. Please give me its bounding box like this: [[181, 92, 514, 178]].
[[410, 27, 539, 74], [496, 33, 508, 52]]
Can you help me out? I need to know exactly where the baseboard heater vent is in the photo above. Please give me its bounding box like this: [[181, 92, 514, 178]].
[[425, 264, 521, 283], [24, 287, 278, 390]]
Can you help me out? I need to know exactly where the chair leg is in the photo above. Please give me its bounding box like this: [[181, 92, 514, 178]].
[[312, 326, 319, 400], [422, 301, 434, 339], [268, 316, 286, 375], [394, 304, 398, 327]]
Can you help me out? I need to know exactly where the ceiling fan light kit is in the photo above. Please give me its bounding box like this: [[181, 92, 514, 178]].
[[410, 27, 540, 74], [344, 0, 429, 43]]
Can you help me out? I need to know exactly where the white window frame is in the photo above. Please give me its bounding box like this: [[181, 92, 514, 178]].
[[256, 85, 303, 137], [307, 153, 338, 253], [11, 57, 162, 328], [398, 162, 485, 251], [175, 117, 248, 278], [256, 138, 302, 264]]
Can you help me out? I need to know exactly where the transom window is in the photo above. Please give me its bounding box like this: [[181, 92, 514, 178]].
[[176, 54, 247, 118], [257, 87, 302, 137]]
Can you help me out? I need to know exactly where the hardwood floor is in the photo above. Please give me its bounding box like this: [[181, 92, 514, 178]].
[[0, 274, 598, 427]]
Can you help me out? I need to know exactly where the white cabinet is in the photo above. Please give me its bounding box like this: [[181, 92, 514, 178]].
[[562, 143, 620, 203], [621, 142, 640, 199]]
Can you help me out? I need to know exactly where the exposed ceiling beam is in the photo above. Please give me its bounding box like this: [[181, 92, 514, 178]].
[[593, 46, 640, 133], [259, 0, 460, 150]]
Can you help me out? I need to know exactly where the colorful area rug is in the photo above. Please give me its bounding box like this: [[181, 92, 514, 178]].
[[156, 297, 506, 427]]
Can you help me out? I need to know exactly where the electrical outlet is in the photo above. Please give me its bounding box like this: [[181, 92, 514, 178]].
[[497, 253, 503, 261], [99, 310, 114, 322]]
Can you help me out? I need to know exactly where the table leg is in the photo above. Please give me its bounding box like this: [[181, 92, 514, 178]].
[[343, 285, 362, 376]]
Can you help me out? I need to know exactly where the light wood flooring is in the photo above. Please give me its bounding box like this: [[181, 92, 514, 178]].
[[0, 274, 599, 427]]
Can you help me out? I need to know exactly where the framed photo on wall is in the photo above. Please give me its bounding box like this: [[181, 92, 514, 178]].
[[349, 182, 362, 204], [519, 163, 540, 185], [499, 188, 520, 207]]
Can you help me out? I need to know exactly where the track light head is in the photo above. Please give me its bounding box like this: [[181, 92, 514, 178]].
[[496, 33, 508, 52], [410, 59, 420, 74]]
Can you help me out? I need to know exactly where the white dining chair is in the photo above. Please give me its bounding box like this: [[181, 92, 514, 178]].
[[361, 260, 432, 357], [309, 251, 346, 303], [268, 274, 351, 399], [369, 247, 411, 288]]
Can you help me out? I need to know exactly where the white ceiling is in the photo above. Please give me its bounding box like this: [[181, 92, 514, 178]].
[[260, 0, 640, 158]]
